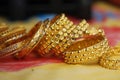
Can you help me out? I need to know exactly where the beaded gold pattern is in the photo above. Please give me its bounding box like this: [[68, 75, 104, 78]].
[[0, 14, 119, 70]]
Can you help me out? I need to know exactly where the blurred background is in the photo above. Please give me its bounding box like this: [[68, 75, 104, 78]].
[[0, 0, 119, 46], [0, 0, 119, 21]]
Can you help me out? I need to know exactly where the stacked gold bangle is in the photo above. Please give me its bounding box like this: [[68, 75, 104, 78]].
[[0, 25, 27, 57], [0, 21, 45, 58], [36, 14, 74, 57], [100, 46, 120, 70], [52, 20, 87, 56], [0, 23, 8, 34], [36, 15, 96, 57], [0, 39, 29, 57], [0, 26, 26, 48], [63, 34, 109, 64], [0, 14, 120, 70], [15, 21, 46, 58], [34, 14, 110, 65]]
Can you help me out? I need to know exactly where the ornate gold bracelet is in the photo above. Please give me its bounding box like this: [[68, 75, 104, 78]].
[[0, 27, 26, 44], [36, 14, 71, 57], [51, 20, 87, 56], [0, 23, 8, 34], [1, 13, 120, 70], [100, 47, 120, 70], [43, 20, 74, 56], [15, 21, 45, 58], [0, 39, 29, 58], [63, 34, 109, 64]]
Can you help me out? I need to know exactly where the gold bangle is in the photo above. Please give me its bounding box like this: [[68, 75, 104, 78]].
[[0, 23, 8, 34], [37, 17, 86, 57], [0, 33, 26, 50], [44, 16, 69, 45], [50, 20, 90, 56], [40, 14, 66, 45], [37, 14, 70, 56], [0, 39, 29, 58], [63, 34, 109, 64], [15, 21, 45, 58], [44, 21, 74, 56], [34, 19, 52, 56], [37, 19, 104, 57], [100, 47, 120, 70], [71, 19, 87, 39], [51, 25, 76, 56], [0, 27, 26, 44], [36, 14, 66, 47]]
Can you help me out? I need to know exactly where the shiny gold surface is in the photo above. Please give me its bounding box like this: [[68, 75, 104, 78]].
[[64, 35, 109, 64], [100, 46, 120, 70], [0, 14, 119, 70]]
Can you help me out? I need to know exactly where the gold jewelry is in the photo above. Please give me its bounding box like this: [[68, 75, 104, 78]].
[[1, 14, 118, 71], [38, 15, 65, 42], [0, 27, 26, 44], [34, 19, 52, 57], [15, 21, 45, 58], [0, 39, 29, 58], [50, 20, 91, 56], [36, 18, 106, 58], [100, 47, 120, 70], [40, 19, 87, 57], [0, 33, 26, 49], [0, 23, 8, 34], [37, 14, 70, 57], [44, 21, 74, 56], [63, 34, 109, 64]]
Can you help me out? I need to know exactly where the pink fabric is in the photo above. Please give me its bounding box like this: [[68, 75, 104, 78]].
[[103, 27, 120, 46], [0, 53, 62, 72]]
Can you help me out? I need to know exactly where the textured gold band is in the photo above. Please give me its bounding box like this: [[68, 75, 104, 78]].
[[0, 13, 119, 70], [37, 14, 71, 57], [63, 34, 109, 64], [0, 33, 26, 50], [0, 23, 8, 32], [100, 47, 120, 70], [0, 39, 29, 58], [35, 13, 108, 59], [51, 20, 87, 56], [0, 27, 26, 44], [15, 21, 45, 58], [1, 14, 119, 70], [44, 21, 74, 56]]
